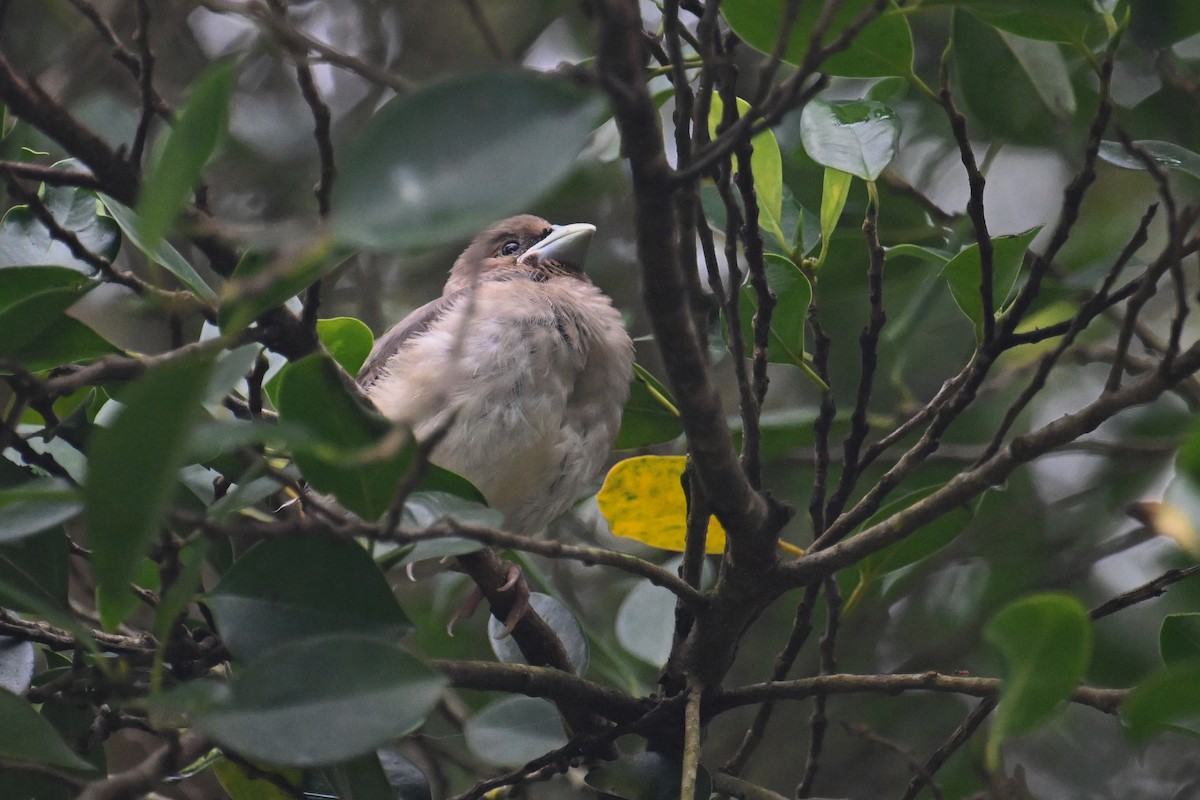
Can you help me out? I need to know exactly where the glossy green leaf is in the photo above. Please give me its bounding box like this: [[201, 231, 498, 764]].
[[586, 751, 712, 800], [1160, 614, 1200, 665], [193, 634, 446, 767], [99, 196, 217, 302], [941, 226, 1041, 339], [0, 478, 81, 544], [332, 73, 603, 249], [206, 535, 412, 661], [954, 12, 1075, 144], [737, 253, 813, 368], [708, 94, 784, 244], [136, 60, 238, 248], [217, 241, 354, 334], [0, 688, 97, 773], [274, 354, 416, 520], [984, 593, 1092, 769], [464, 697, 568, 767], [6, 316, 119, 373], [0, 184, 119, 270], [0, 637, 35, 694], [1098, 140, 1200, 182], [884, 243, 952, 267], [318, 317, 374, 377], [85, 351, 215, 629], [926, 0, 1100, 42], [615, 363, 683, 450], [489, 592, 587, 675], [1121, 660, 1200, 744], [0, 283, 95, 360], [800, 99, 900, 182], [816, 168, 852, 269], [722, 0, 914, 77]]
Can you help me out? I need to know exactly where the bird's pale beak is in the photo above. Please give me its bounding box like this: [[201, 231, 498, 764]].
[[519, 223, 596, 272]]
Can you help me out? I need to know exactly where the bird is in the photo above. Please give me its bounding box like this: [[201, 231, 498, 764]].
[[357, 213, 634, 541]]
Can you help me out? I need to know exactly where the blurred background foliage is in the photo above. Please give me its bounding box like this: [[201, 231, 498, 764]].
[[3, 0, 1200, 798]]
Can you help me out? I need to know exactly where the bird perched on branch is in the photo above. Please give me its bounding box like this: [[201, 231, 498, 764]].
[[357, 214, 634, 539]]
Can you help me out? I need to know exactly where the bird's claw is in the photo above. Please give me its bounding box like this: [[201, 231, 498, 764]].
[[446, 586, 484, 638]]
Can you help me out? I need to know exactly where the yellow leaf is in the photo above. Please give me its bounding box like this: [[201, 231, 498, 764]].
[[213, 756, 303, 800], [597, 455, 726, 554]]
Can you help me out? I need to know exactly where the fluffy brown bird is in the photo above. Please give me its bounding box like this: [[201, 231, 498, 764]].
[[357, 215, 634, 536]]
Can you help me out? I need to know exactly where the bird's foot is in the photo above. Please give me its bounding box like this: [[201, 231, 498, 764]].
[[446, 562, 530, 639]]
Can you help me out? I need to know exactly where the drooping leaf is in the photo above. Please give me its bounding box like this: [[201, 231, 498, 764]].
[[136, 60, 238, 248], [99, 196, 217, 302], [188, 634, 446, 767], [708, 94, 784, 244], [984, 593, 1092, 769], [1098, 140, 1200, 182], [615, 363, 683, 450], [597, 456, 726, 554], [800, 99, 900, 182], [464, 697, 568, 767], [721, 0, 914, 78], [217, 241, 354, 334], [0, 688, 97, 773], [274, 354, 416, 520], [0, 183, 119, 270], [940, 226, 1041, 340], [205, 535, 412, 661], [0, 280, 96, 360], [332, 73, 604, 249], [85, 351, 215, 629], [489, 593, 587, 675], [318, 317, 374, 377], [0, 637, 35, 694], [816, 168, 852, 269], [1121, 660, 1200, 744]]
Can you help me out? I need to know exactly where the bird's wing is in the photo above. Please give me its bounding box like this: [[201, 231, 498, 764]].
[[356, 290, 465, 389]]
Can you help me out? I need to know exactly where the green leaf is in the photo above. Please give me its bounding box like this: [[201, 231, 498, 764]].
[[708, 94, 784, 244], [0, 281, 95, 360], [737, 254, 813, 368], [190, 634, 446, 767], [489, 593, 587, 675], [816, 168, 852, 269], [213, 757, 303, 800], [858, 488, 972, 580], [319, 750, 428, 800], [318, 317, 374, 377], [925, 0, 1100, 43], [85, 351, 215, 629], [953, 12, 1076, 144], [1160, 614, 1200, 665], [6, 317, 119, 372], [586, 752, 712, 800], [0, 184, 119, 270], [0, 688, 97, 773], [332, 73, 604, 250], [99, 195, 217, 302], [615, 363, 683, 450], [722, 0, 914, 77], [800, 99, 901, 182], [217, 241, 354, 334], [464, 697, 568, 767], [275, 354, 417, 520], [884, 243, 952, 266], [136, 60, 238, 248], [205, 535, 412, 661], [0, 478, 81, 544], [984, 593, 1092, 769], [940, 226, 1041, 340], [1121, 660, 1200, 744], [1098, 140, 1200, 182]]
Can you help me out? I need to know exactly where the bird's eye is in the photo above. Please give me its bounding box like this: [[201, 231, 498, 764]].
[[500, 241, 520, 256]]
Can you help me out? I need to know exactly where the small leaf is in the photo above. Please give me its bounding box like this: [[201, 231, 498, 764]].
[[136, 60, 238, 248], [1098, 140, 1200, 182], [86, 351, 215, 630], [597, 456, 725, 554], [99, 196, 217, 302], [1160, 614, 1200, 665], [464, 697, 568, 767], [489, 593, 588, 675], [0, 478, 81, 544], [722, 0, 914, 78], [984, 593, 1092, 769], [940, 226, 1041, 340], [800, 100, 900, 182], [0, 183, 119, 270], [0, 688, 97, 773], [708, 94, 784, 244], [275, 354, 417, 520], [318, 317, 374, 377], [189, 634, 447, 767], [814, 168, 853, 273], [206, 535, 412, 661], [615, 363, 683, 450], [332, 73, 604, 250], [1121, 660, 1200, 744], [884, 243, 952, 267]]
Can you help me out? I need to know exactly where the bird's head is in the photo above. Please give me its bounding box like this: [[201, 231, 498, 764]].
[[446, 214, 596, 293]]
